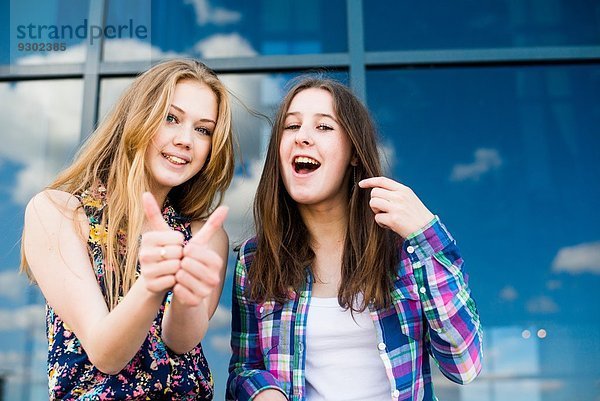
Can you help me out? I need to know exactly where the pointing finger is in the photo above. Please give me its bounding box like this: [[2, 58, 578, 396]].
[[358, 176, 404, 191]]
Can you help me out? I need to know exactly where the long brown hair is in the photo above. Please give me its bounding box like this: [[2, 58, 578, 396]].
[[21, 59, 234, 310], [250, 77, 398, 311]]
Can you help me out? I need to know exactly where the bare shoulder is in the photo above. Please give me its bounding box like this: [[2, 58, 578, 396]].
[[25, 189, 88, 234], [190, 217, 229, 256], [190, 218, 229, 242]]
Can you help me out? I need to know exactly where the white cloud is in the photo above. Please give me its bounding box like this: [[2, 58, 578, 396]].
[[16, 42, 87, 64], [0, 304, 45, 331], [183, 0, 242, 26], [0, 270, 30, 302], [450, 148, 502, 182], [0, 80, 82, 205], [526, 296, 559, 314], [209, 333, 231, 353], [223, 159, 264, 244], [499, 285, 518, 302], [0, 349, 47, 382], [209, 304, 231, 329], [194, 33, 257, 58], [552, 241, 600, 274], [102, 39, 180, 62], [378, 141, 397, 175]]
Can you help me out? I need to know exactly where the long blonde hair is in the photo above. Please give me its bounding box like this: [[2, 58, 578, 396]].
[[21, 59, 234, 309]]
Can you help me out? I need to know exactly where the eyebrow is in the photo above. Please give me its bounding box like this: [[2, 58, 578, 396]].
[[285, 111, 338, 122], [170, 104, 216, 125]]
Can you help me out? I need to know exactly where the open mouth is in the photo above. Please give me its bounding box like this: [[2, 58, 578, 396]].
[[162, 153, 189, 165], [293, 156, 320, 174]]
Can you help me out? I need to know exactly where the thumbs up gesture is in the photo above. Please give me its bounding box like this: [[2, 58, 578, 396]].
[[139, 192, 228, 306], [139, 192, 185, 295], [174, 204, 229, 307]]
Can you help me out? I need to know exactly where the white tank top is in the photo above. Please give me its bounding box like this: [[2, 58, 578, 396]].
[[305, 296, 391, 401]]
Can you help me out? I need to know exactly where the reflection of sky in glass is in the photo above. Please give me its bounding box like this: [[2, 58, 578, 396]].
[[7, 0, 90, 65], [103, 0, 347, 61], [367, 65, 600, 399], [364, 0, 600, 51], [0, 79, 83, 400]]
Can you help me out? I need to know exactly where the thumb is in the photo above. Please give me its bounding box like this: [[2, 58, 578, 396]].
[[188, 205, 229, 246], [142, 192, 171, 232]]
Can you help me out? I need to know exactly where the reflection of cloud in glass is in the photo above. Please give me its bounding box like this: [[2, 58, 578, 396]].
[[486, 326, 539, 376], [526, 296, 559, 314], [209, 333, 231, 353], [499, 285, 518, 302], [450, 148, 502, 182], [223, 160, 264, 244], [101, 39, 179, 62], [17, 39, 179, 65], [0, 80, 82, 205], [194, 33, 257, 58], [0, 304, 45, 331], [183, 0, 242, 26], [0, 271, 29, 302], [379, 141, 397, 175], [15, 43, 86, 64], [209, 304, 231, 329], [552, 241, 600, 274]]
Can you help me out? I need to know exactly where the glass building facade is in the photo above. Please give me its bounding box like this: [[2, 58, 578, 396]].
[[1, 0, 599, 400]]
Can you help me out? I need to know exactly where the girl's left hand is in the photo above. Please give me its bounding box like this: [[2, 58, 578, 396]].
[[359, 176, 434, 238], [174, 206, 229, 307]]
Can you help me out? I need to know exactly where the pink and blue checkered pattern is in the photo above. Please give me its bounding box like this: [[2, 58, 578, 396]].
[[227, 217, 483, 401]]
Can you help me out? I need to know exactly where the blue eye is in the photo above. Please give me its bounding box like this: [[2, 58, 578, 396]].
[[196, 127, 212, 136], [166, 114, 178, 124]]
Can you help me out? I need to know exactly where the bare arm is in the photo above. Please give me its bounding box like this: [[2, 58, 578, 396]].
[[23, 190, 178, 374]]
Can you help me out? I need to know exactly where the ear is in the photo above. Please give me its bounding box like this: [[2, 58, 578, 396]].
[[350, 154, 359, 166]]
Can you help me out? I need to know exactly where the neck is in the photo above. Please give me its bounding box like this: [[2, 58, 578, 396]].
[[149, 183, 170, 211], [299, 202, 348, 250]]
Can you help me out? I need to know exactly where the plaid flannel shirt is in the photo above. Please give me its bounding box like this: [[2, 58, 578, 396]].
[[227, 217, 483, 401]]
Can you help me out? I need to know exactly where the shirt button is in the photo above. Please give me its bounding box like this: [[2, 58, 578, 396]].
[[392, 389, 400, 397], [298, 342, 304, 352], [377, 342, 386, 351], [259, 306, 265, 314], [406, 245, 415, 254], [419, 287, 427, 294]]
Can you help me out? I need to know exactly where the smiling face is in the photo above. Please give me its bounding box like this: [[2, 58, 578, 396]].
[[279, 88, 356, 209], [145, 79, 217, 200]]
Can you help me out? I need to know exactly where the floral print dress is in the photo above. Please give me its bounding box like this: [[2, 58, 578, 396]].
[[46, 186, 214, 400]]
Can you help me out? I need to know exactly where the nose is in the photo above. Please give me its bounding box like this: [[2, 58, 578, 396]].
[[173, 126, 193, 149], [294, 125, 313, 146]]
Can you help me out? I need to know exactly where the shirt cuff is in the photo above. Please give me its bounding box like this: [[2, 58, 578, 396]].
[[238, 371, 287, 401], [403, 216, 455, 262]]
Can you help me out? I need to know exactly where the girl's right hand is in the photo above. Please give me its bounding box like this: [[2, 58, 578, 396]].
[[138, 192, 184, 294]]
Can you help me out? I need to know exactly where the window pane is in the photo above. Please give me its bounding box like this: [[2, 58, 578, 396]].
[[0, 79, 84, 400], [7, 0, 90, 65], [103, 0, 347, 62], [364, 0, 600, 51], [99, 78, 135, 121], [367, 65, 600, 400]]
